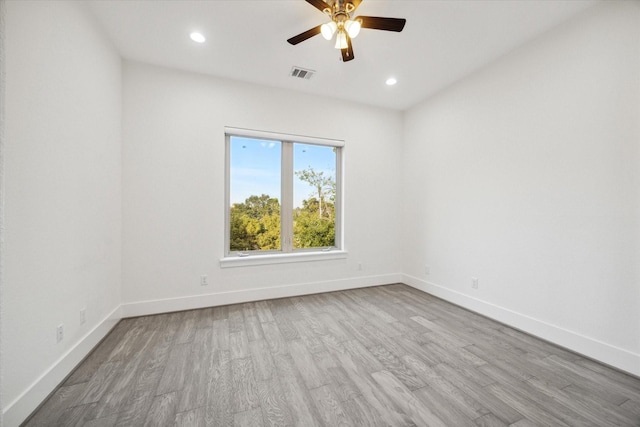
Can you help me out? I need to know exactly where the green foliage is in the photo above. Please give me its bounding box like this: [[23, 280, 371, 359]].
[[229, 168, 336, 252], [293, 198, 335, 248], [229, 194, 281, 251]]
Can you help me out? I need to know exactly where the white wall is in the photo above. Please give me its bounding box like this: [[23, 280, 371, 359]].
[[2, 1, 122, 424], [121, 62, 404, 315], [402, 1, 640, 376]]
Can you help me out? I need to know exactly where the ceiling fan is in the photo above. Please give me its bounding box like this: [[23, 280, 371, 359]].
[[287, 0, 406, 62]]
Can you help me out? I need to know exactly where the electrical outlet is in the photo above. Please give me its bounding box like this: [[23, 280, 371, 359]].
[[200, 275, 208, 286], [80, 308, 86, 325], [425, 265, 431, 275], [472, 277, 479, 289], [357, 262, 363, 271], [56, 324, 64, 343]]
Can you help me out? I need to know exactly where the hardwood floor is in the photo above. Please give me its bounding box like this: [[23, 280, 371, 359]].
[[24, 284, 640, 426]]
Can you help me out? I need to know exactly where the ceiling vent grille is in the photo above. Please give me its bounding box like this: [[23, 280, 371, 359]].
[[290, 66, 315, 80]]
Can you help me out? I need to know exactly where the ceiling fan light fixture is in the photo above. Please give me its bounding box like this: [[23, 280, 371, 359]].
[[321, 21, 337, 40], [344, 19, 361, 38], [335, 30, 348, 49], [287, 0, 407, 63]]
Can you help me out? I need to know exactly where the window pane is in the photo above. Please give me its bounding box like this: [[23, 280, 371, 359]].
[[229, 136, 281, 251], [293, 143, 336, 249]]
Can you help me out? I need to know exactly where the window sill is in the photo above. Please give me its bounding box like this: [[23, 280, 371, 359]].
[[219, 250, 348, 268]]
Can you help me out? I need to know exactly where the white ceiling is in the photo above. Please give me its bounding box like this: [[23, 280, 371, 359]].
[[86, 0, 598, 111]]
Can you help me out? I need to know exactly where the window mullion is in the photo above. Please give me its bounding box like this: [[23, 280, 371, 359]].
[[281, 142, 294, 252]]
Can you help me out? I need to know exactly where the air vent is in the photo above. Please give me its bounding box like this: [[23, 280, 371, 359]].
[[290, 66, 315, 80]]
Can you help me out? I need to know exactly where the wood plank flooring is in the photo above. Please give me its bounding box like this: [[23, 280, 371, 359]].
[[24, 284, 640, 426]]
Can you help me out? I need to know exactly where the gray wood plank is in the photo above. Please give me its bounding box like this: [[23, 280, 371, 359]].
[[133, 324, 175, 392], [274, 318, 300, 342], [338, 318, 377, 348], [231, 357, 260, 413], [212, 317, 230, 351], [414, 386, 476, 427], [78, 361, 122, 405], [229, 305, 246, 334], [368, 344, 426, 391], [178, 329, 214, 413], [261, 321, 288, 356], [561, 383, 640, 426], [293, 319, 326, 354], [272, 353, 323, 427], [23, 383, 87, 427], [287, 339, 330, 389], [525, 376, 629, 427], [342, 396, 389, 427], [82, 413, 118, 427], [620, 398, 640, 419], [483, 383, 570, 427], [242, 303, 265, 342], [473, 413, 510, 427], [114, 389, 155, 427], [403, 354, 488, 420], [195, 307, 215, 329], [328, 348, 417, 427], [316, 313, 353, 342], [107, 323, 146, 361], [156, 343, 190, 395], [254, 300, 276, 323], [371, 370, 448, 427], [175, 406, 205, 427], [256, 378, 294, 427], [56, 402, 99, 427], [309, 384, 354, 427], [205, 350, 234, 426], [93, 349, 147, 417], [175, 310, 198, 344], [234, 408, 264, 427], [250, 339, 276, 381], [545, 354, 639, 404], [325, 366, 361, 402], [432, 363, 523, 425], [143, 392, 178, 427], [230, 330, 250, 360], [341, 339, 385, 373]]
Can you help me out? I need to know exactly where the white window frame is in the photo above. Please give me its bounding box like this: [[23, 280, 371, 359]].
[[220, 127, 347, 268]]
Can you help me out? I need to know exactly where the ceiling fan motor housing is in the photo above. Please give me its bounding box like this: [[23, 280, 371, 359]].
[[326, 0, 357, 27]]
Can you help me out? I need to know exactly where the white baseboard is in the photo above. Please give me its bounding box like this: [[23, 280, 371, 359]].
[[2, 306, 122, 427], [402, 274, 640, 377], [121, 273, 403, 318]]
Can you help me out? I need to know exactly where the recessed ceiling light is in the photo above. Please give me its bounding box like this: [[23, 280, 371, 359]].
[[385, 77, 397, 86], [190, 32, 206, 43]]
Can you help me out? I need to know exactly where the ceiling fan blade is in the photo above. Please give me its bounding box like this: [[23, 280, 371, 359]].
[[305, 0, 330, 14], [287, 25, 322, 45], [349, 0, 362, 12], [356, 16, 406, 32], [341, 34, 355, 62]]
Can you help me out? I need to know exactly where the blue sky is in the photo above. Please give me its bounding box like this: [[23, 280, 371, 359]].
[[230, 136, 336, 208]]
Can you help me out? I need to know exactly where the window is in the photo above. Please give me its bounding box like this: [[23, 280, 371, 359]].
[[223, 128, 344, 265]]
